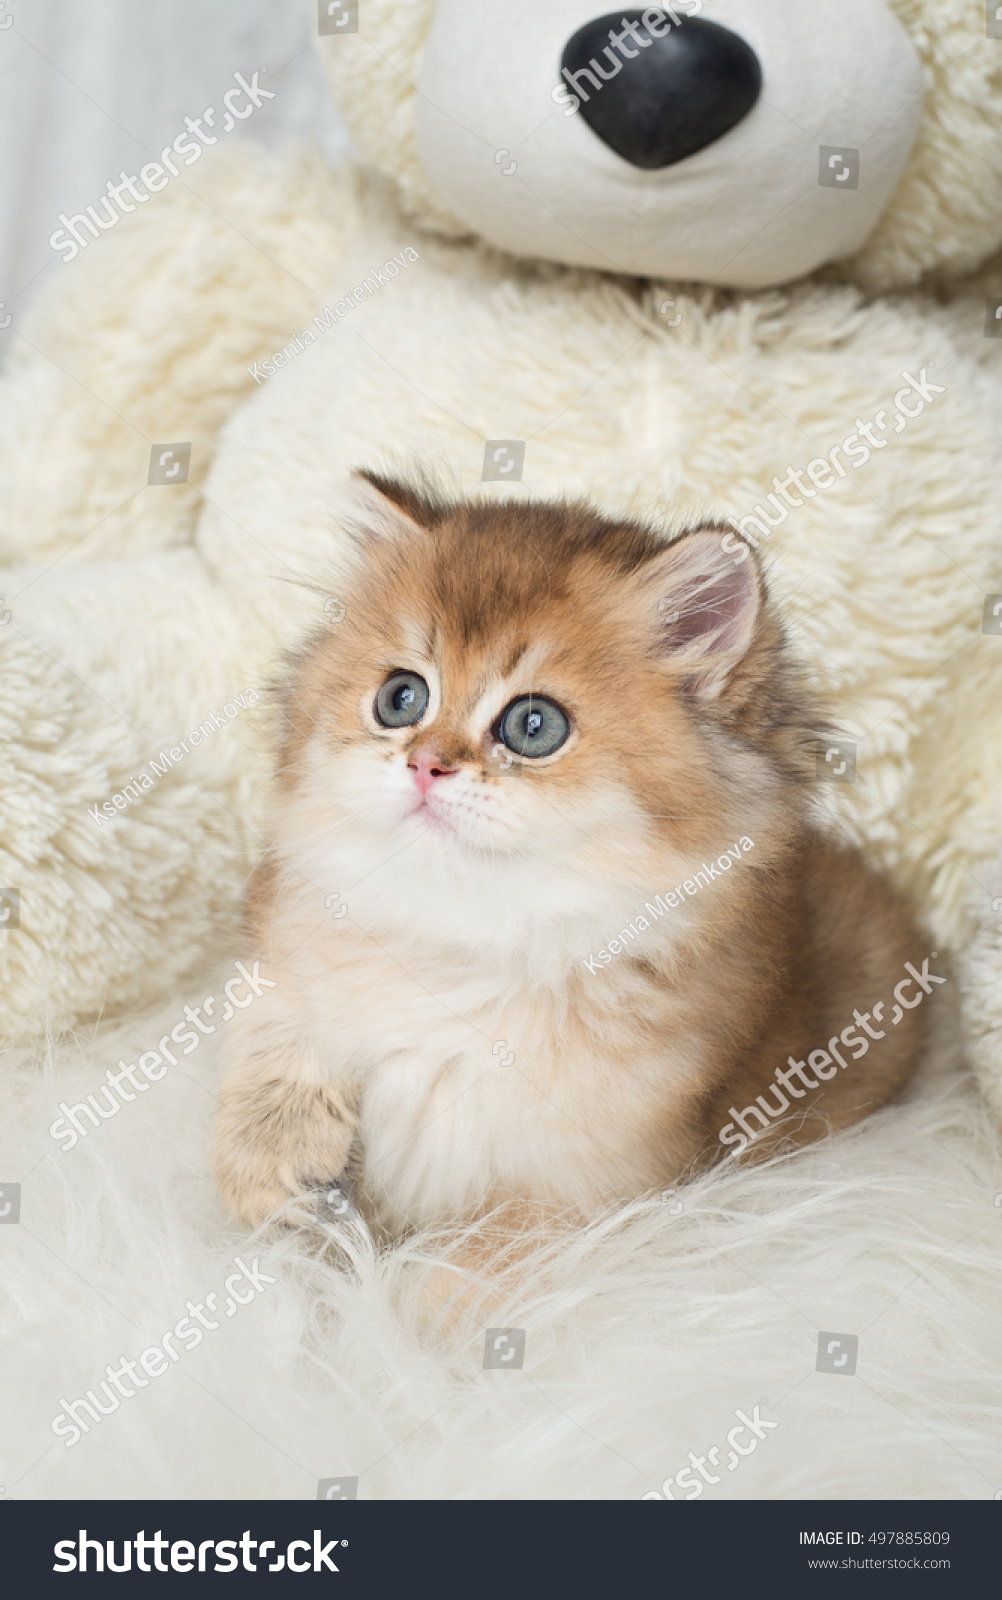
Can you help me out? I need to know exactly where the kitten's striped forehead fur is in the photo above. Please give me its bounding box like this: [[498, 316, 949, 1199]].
[[278, 474, 819, 878]]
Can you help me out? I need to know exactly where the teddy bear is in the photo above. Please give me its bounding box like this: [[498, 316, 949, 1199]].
[[1, 0, 1001, 1121]]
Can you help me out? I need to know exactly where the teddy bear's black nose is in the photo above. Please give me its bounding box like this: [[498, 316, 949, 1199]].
[[560, 11, 762, 170]]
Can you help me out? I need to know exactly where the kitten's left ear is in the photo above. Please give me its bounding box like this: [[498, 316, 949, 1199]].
[[639, 527, 763, 699], [339, 471, 434, 547]]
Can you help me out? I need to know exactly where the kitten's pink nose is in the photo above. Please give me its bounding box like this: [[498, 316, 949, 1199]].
[[408, 748, 458, 798]]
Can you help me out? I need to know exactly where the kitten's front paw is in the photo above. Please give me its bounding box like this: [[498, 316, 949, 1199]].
[[216, 1163, 315, 1232], [214, 1077, 357, 1230]]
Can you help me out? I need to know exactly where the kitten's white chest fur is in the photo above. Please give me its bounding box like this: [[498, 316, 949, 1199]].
[[288, 905, 704, 1232]]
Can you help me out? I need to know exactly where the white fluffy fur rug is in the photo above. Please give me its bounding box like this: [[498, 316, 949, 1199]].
[[3, 955, 1000, 1502]]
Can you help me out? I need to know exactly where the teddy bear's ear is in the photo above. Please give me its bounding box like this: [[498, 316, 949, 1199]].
[[341, 471, 434, 546], [636, 526, 763, 700]]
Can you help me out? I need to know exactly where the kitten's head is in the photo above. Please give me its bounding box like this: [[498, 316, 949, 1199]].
[[276, 477, 816, 940]]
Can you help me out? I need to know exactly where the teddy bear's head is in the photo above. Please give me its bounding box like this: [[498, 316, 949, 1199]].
[[318, 0, 1002, 291]]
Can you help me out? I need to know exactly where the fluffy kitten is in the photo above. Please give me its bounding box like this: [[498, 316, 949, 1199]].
[[214, 475, 931, 1236]]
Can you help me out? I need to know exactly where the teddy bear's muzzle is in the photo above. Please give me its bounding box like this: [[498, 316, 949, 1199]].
[[414, 0, 924, 289]]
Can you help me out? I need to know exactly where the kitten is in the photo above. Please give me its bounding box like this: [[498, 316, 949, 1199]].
[[214, 474, 932, 1237]]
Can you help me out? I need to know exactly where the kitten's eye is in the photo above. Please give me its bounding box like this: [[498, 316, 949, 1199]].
[[374, 671, 429, 728], [497, 695, 570, 759]]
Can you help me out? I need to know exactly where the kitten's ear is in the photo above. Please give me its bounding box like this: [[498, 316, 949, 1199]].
[[639, 527, 763, 699], [339, 472, 432, 546]]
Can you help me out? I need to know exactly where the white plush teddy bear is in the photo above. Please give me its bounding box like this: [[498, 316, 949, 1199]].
[[1, 0, 1001, 1112]]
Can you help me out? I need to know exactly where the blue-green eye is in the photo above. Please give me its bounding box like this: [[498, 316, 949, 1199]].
[[497, 695, 570, 758], [375, 671, 429, 728]]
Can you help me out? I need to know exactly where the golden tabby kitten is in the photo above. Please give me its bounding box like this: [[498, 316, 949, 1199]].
[[214, 474, 933, 1237]]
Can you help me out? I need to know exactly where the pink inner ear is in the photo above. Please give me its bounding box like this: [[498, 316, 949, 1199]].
[[665, 568, 756, 653], [645, 530, 761, 688]]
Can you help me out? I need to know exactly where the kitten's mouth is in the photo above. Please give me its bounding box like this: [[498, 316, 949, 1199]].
[[406, 791, 492, 845], [408, 794, 452, 832]]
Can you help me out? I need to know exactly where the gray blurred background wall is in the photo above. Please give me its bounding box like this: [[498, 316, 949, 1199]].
[[0, 0, 349, 332]]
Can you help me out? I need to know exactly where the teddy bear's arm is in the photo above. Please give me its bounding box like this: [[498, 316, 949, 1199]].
[[0, 143, 361, 568], [0, 542, 261, 1036]]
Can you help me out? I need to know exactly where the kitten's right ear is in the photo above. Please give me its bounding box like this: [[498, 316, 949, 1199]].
[[339, 472, 432, 547], [638, 525, 764, 700]]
